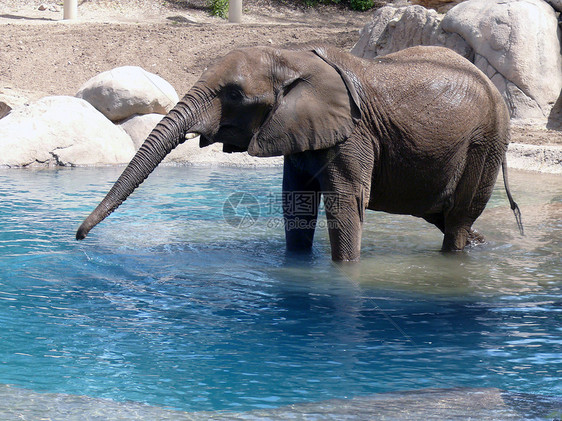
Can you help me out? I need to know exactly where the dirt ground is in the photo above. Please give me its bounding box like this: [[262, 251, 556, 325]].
[[0, 0, 368, 95], [1, 0, 561, 146]]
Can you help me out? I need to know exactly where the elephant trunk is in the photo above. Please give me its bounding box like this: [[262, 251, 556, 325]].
[[76, 98, 197, 240]]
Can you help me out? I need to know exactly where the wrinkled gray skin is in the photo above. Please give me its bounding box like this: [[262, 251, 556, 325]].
[[77, 45, 523, 261]]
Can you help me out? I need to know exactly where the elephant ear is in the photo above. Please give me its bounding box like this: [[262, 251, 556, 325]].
[[247, 48, 361, 157]]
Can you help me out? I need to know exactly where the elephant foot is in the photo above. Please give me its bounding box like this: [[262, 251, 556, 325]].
[[442, 229, 466, 252], [442, 228, 486, 252], [466, 229, 485, 247]]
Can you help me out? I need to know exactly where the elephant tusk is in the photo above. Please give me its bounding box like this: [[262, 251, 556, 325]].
[[185, 132, 199, 140]]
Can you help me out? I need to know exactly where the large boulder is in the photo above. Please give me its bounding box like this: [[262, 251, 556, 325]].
[[0, 96, 135, 167], [119, 113, 164, 150], [76, 66, 179, 122], [352, 1, 562, 123], [351, 5, 472, 60], [441, 0, 562, 122]]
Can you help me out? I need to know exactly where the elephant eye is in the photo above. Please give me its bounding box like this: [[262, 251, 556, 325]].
[[224, 86, 244, 102]]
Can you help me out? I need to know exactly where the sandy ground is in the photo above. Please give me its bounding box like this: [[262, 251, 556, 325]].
[[0, 1, 367, 97], [1, 0, 561, 149]]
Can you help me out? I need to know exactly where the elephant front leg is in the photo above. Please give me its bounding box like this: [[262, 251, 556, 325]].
[[282, 159, 321, 253], [324, 192, 364, 262]]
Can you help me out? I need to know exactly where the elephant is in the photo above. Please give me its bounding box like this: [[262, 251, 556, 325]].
[[76, 45, 523, 261]]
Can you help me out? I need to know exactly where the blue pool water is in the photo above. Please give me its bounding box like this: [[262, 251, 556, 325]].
[[0, 166, 560, 413]]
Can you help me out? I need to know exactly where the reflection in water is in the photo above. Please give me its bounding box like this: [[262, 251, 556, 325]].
[[0, 167, 559, 414]]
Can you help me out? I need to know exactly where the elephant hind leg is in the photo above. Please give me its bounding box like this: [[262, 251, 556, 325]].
[[424, 213, 482, 249], [441, 144, 502, 252], [423, 213, 474, 251], [442, 227, 469, 251], [442, 227, 485, 251]]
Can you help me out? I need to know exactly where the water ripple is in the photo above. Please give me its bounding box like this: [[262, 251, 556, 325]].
[[0, 167, 560, 412]]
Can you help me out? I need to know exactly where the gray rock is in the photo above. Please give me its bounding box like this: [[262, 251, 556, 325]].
[[119, 113, 164, 150], [351, 5, 472, 60], [76, 66, 179, 122], [352, 1, 562, 124], [0, 96, 135, 167], [442, 0, 562, 121]]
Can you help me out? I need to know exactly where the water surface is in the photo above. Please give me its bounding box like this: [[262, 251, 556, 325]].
[[0, 166, 560, 415]]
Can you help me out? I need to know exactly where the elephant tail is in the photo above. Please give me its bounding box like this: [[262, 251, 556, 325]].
[[502, 159, 524, 236]]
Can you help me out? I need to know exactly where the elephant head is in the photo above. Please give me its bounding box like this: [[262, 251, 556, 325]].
[[76, 46, 361, 240]]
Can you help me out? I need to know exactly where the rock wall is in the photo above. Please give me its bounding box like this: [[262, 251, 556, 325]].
[[352, 0, 562, 125]]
